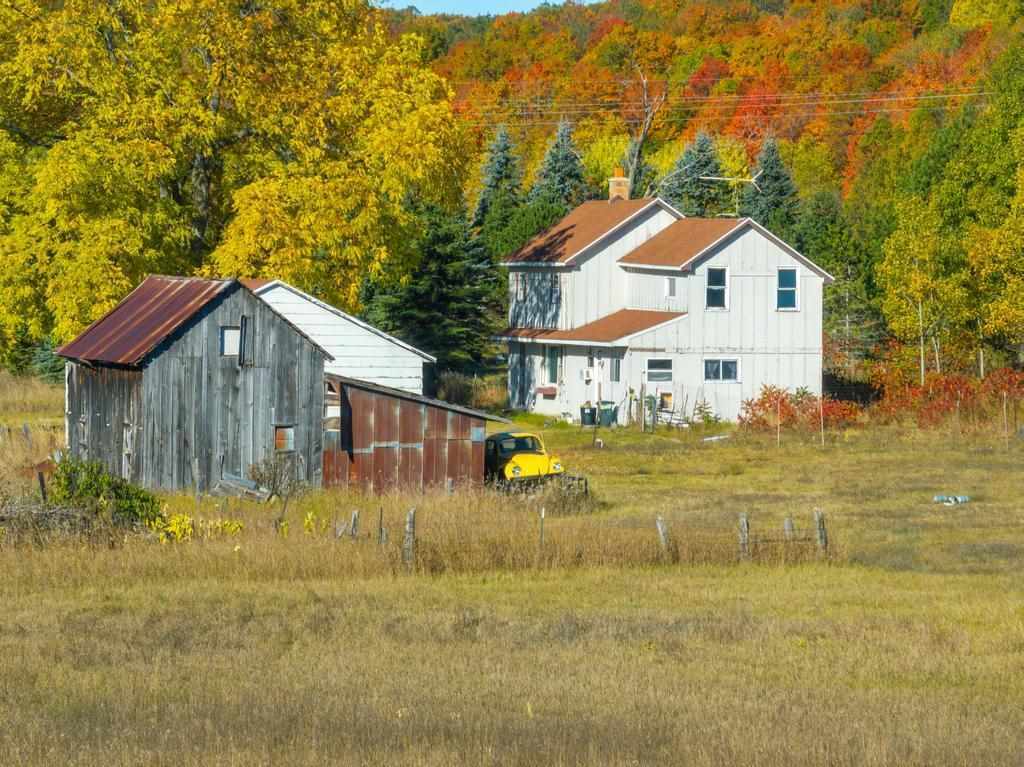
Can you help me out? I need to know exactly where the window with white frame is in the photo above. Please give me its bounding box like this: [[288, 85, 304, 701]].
[[550, 272, 560, 302], [646, 358, 672, 383], [610, 357, 621, 383], [220, 326, 240, 356], [665, 276, 676, 298], [706, 267, 727, 309], [704, 359, 739, 382], [777, 268, 798, 310], [516, 273, 526, 302], [545, 346, 560, 385]]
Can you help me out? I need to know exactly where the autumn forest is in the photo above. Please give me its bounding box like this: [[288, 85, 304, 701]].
[[0, 0, 1022, 387]]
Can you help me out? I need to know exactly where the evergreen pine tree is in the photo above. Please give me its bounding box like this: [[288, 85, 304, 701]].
[[473, 126, 522, 228], [741, 137, 799, 238], [529, 120, 587, 207], [364, 203, 501, 375], [659, 132, 729, 216]]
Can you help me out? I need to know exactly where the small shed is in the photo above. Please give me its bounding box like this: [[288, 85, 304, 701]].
[[242, 279, 436, 395], [57, 276, 332, 492], [323, 375, 507, 493]]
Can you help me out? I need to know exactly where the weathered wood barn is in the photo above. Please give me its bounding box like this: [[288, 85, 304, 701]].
[[57, 275, 505, 494], [57, 276, 331, 492]]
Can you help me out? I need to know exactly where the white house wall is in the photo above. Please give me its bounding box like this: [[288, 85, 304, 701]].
[[256, 285, 426, 394], [560, 205, 677, 329], [626, 268, 688, 313]]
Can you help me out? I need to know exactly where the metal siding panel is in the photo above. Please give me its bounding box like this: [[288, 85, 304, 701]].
[[422, 438, 437, 487]]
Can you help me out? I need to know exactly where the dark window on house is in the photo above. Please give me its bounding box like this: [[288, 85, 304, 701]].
[[275, 426, 295, 452], [545, 346, 560, 385], [666, 277, 676, 298], [220, 326, 240, 356], [706, 267, 727, 309], [778, 268, 798, 310], [704, 359, 739, 381], [647, 358, 672, 383], [610, 357, 621, 383], [550, 273, 560, 302]]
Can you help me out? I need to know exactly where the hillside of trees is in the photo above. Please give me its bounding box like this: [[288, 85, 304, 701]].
[[0, 1, 1021, 383], [386, 0, 1024, 381]]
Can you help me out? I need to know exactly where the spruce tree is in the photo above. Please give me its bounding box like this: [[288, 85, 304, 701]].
[[364, 203, 501, 375], [741, 137, 799, 239], [473, 126, 522, 228], [529, 120, 587, 207], [660, 132, 729, 216]]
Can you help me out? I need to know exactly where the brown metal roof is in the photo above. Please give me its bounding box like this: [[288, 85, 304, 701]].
[[239, 277, 272, 291], [57, 276, 234, 366], [326, 373, 509, 423], [618, 217, 745, 268], [498, 309, 686, 345], [504, 198, 658, 264]]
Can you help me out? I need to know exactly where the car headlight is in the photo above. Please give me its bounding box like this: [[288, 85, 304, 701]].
[[552, 462, 562, 472], [511, 465, 522, 477]]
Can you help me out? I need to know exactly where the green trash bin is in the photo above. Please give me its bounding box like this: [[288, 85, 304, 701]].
[[579, 405, 597, 426], [598, 401, 618, 427]]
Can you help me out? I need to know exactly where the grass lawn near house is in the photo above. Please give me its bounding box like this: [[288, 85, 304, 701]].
[[1, 397, 1024, 765]]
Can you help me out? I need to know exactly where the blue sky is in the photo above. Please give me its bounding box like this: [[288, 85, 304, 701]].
[[388, 0, 591, 16]]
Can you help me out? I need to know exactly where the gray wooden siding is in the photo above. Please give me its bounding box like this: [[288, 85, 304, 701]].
[[66, 364, 144, 482], [66, 285, 327, 493]]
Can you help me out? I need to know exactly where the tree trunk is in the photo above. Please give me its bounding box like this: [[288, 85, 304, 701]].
[[189, 150, 213, 258], [932, 336, 941, 375], [917, 300, 926, 386]]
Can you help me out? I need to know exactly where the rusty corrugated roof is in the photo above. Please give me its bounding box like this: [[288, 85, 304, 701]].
[[57, 275, 234, 366], [504, 198, 658, 264], [326, 373, 509, 423], [498, 309, 686, 345], [618, 218, 745, 268]]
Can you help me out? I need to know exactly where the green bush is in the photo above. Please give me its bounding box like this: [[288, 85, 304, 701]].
[[51, 458, 163, 528]]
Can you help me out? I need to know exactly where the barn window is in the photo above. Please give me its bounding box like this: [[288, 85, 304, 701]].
[[220, 326, 240, 356], [777, 268, 798, 310], [646, 358, 672, 383], [706, 267, 727, 309], [665, 276, 676, 298], [275, 425, 295, 452], [516, 273, 526, 301], [550, 273, 560, 302], [704, 359, 739, 382]]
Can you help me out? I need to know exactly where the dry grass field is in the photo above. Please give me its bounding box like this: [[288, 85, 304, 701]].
[[1, 390, 1023, 766]]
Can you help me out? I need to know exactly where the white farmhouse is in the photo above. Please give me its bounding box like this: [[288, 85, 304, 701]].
[[242, 279, 435, 395], [497, 176, 833, 422]]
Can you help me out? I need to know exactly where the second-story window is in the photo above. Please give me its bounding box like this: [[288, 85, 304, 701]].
[[665, 276, 676, 298], [706, 267, 727, 309], [514, 273, 526, 302], [550, 272, 560, 302], [777, 268, 798, 310]]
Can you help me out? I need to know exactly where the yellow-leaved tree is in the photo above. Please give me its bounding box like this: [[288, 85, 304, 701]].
[[0, 0, 465, 352]]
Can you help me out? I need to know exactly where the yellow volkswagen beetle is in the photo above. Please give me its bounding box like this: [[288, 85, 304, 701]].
[[485, 431, 564, 486]]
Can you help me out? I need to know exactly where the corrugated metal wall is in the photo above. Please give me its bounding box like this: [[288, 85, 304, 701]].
[[323, 381, 486, 493]]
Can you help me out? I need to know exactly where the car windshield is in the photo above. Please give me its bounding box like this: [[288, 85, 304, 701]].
[[497, 436, 542, 454]]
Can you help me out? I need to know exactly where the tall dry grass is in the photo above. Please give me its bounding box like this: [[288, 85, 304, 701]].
[[0, 369, 64, 425]]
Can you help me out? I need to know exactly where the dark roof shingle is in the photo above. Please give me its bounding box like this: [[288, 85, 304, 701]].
[[618, 217, 744, 268], [504, 198, 658, 264], [498, 309, 686, 345]]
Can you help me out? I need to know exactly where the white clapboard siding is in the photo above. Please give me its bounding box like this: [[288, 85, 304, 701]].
[[252, 283, 434, 395]]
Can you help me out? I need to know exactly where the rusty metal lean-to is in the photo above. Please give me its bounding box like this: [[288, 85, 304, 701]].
[[322, 374, 508, 494]]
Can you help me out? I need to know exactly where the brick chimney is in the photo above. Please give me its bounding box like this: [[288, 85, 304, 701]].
[[608, 167, 629, 201]]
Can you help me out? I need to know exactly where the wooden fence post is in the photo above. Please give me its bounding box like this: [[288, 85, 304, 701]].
[[783, 516, 795, 541], [1003, 391, 1010, 451], [655, 515, 670, 560], [378, 506, 385, 545], [538, 507, 546, 552], [37, 471, 47, 504], [814, 510, 828, 554], [739, 513, 750, 559], [22, 423, 31, 447], [349, 509, 360, 540], [402, 508, 417, 569]]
